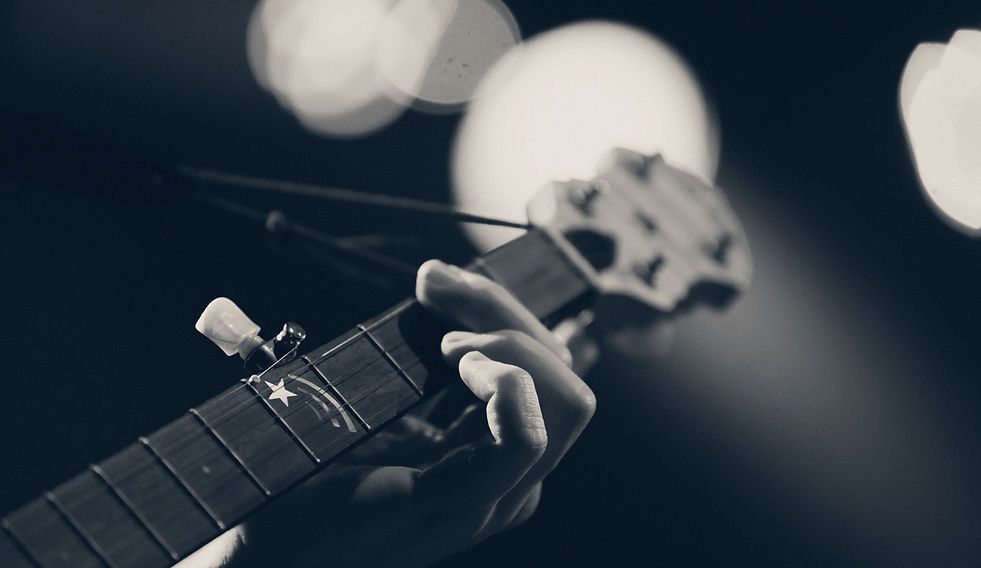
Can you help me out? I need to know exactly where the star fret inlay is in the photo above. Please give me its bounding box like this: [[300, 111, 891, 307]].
[[265, 379, 298, 407]]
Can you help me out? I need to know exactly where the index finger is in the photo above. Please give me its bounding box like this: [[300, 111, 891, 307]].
[[416, 259, 573, 366]]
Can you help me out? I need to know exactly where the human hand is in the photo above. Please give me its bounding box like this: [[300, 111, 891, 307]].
[[193, 260, 595, 568]]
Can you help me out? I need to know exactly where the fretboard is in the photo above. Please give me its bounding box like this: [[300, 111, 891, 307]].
[[0, 228, 594, 568]]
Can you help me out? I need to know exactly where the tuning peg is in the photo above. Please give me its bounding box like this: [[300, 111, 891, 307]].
[[567, 179, 609, 215], [196, 298, 307, 373], [701, 234, 733, 264], [195, 297, 263, 357], [632, 255, 666, 286], [273, 322, 307, 354], [598, 147, 663, 179]]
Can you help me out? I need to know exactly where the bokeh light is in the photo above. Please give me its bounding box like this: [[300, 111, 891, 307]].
[[248, 0, 406, 137], [378, 0, 520, 111], [451, 21, 718, 250], [900, 29, 981, 236], [248, 0, 520, 137]]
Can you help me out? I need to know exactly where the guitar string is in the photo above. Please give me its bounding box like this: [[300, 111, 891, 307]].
[[13, 231, 590, 550], [19, 309, 582, 557], [6, 161, 737, 557], [76, 231, 582, 515], [18, 388, 396, 561], [18, 388, 383, 563], [181, 166, 532, 230], [33, 333, 425, 547]]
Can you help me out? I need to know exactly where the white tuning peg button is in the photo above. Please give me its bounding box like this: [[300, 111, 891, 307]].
[[195, 297, 262, 358]]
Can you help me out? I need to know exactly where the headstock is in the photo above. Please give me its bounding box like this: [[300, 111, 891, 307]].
[[527, 148, 751, 315]]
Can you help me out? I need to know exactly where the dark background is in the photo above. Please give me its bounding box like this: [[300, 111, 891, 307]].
[[2, 1, 980, 566]]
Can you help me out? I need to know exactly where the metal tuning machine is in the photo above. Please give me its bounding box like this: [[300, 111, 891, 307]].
[[194, 297, 306, 376]]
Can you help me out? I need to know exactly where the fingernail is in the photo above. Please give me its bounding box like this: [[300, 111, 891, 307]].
[[420, 259, 464, 289], [442, 330, 477, 347], [460, 350, 489, 364]]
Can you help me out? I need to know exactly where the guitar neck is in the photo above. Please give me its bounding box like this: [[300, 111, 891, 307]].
[[0, 228, 595, 568]]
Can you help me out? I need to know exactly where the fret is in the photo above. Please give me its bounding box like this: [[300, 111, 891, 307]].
[[0, 227, 605, 567], [44, 493, 111, 567], [360, 299, 451, 395], [89, 465, 176, 561], [3, 497, 106, 568], [0, 525, 40, 568], [253, 358, 367, 462], [144, 414, 266, 527], [195, 386, 316, 494], [243, 379, 320, 463], [98, 443, 219, 558], [359, 323, 422, 397], [187, 408, 272, 497], [138, 438, 226, 530], [468, 229, 594, 326], [299, 354, 370, 432], [49, 470, 171, 568], [305, 332, 422, 429], [188, 409, 269, 496]]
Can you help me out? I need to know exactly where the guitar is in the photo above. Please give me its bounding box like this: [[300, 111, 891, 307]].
[[0, 147, 750, 568]]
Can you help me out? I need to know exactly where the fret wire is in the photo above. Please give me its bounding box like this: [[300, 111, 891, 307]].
[[357, 324, 423, 397], [138, 437, 226, 531], [242, 379, 322, 465], [300, 354, 371, 431], [114, 361, 374, 490], [195, 322, 412, 436], [1, 519, 43, 568], [3, 229, 603, 566], [188, 409, 273, 497], [88, 464, 179, 561], [44, 491, 115, 568]]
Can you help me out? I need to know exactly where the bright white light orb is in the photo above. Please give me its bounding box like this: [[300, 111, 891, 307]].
[[378, 0, 520, 110], [248, 0, 409, 138], [248, 0, 521, 137], [452, 21, 718, 250], [900, 29, 981, 236]]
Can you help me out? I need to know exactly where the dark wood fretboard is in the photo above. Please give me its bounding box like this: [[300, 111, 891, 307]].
[[0, 229, 594, 568]]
